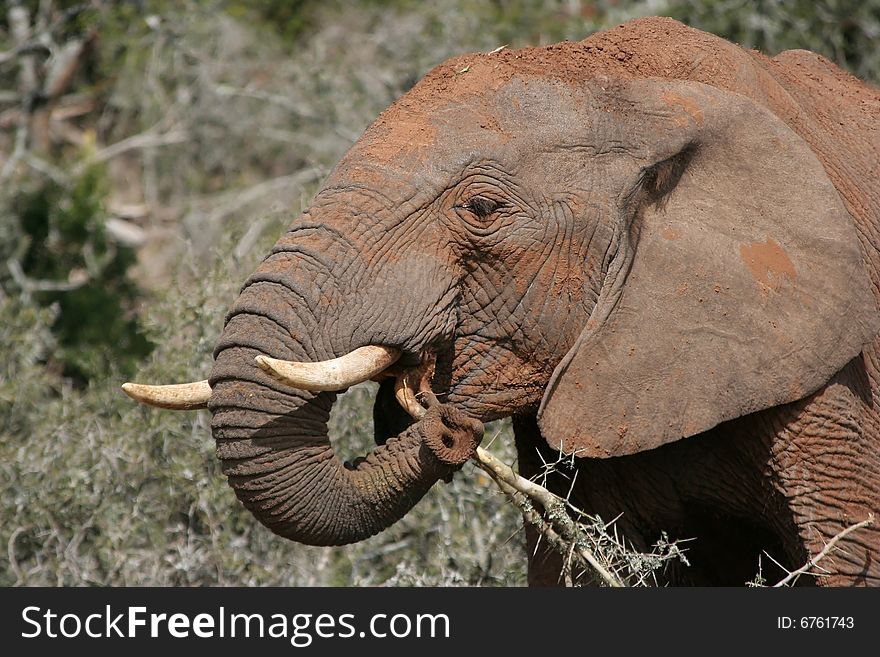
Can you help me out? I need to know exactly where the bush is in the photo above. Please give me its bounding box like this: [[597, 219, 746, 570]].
[[2, 0, 878, 587], [9, 164, 154, 383], [666, 0, 880, 83]]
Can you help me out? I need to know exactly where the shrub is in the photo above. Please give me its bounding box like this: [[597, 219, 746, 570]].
[[9, 164, 154, 383]]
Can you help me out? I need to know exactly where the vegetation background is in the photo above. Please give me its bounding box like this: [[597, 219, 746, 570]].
[[1, 0, 878, 586]]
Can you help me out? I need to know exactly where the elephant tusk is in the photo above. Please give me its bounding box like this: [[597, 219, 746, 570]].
[[255, 345, 401, 392], [395, 375, 428, 419], [121, 380, 211, 410]]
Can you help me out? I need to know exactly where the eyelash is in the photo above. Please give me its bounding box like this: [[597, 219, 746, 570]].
[[457, 196, 502, 219]]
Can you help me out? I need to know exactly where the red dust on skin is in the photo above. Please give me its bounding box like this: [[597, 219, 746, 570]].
[[739, 237, 797, 296], [352, 114, 438, 169], [348, 57, 515, 170], [660, 90, 705, 127]]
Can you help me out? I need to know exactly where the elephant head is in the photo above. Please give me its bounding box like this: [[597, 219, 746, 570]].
[[123, 41, 877, 547]]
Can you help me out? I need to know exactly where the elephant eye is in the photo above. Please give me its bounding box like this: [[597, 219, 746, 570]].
[[460, 196, 501, 219]]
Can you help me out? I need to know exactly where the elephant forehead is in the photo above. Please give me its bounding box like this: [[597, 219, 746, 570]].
[[334, 68, 523, 184], [331, 14, 769, 183], [333, 79, 704, 194]]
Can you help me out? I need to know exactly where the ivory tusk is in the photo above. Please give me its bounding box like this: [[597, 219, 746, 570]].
[[395, 375, 427, 419], [121, 380, 211, 410], [255, 345, 401, 392]]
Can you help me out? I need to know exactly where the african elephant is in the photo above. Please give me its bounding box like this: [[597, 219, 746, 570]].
[[124, 17, 880, 586]]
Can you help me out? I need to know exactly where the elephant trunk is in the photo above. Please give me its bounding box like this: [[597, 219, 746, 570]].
[[207, 243, 458, 546]]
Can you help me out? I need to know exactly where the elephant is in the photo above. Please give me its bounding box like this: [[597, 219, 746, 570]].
[[123, 17, 880, 586]]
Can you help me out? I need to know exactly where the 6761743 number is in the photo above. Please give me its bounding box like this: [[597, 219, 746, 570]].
[[777, 617, 854, 629]]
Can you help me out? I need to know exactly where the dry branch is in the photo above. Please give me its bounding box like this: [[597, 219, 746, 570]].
[[70, 126, 189, 177], [1, 2, 37, 182], [773, 514, 875, 587], [473, 446, 625, 587], [7, 257, 88, 294]]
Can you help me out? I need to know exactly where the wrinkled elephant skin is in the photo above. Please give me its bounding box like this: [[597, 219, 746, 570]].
[[142, 18, 880, 585]]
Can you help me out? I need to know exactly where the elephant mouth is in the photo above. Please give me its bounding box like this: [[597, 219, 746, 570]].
[[122, 343, 442, 421]]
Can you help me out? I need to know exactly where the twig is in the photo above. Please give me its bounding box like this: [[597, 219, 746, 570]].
[[0, 116, 29, 181], [7, 526, 27, 587], [8, 4, 38, 93], [7, 257, 89, 293], [0, 40, 51, 66], [23, 151, 68, 184], [70, 127, 188, 177], [202, 168, 321, 226], [0, 2, 37, 183], [141, 33, 166, 221], [773, 514, 875, 587], [213, 84, 317, 119], [473, 446, 624, 587]]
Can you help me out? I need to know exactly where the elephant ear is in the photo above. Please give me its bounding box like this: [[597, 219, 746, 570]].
[[538, 80, 878, 458]]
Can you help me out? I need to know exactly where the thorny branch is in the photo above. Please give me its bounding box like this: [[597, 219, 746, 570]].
[[476, 443, 875, 587], [772, 514, 875, 587], [473, 446, 625, 587]]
